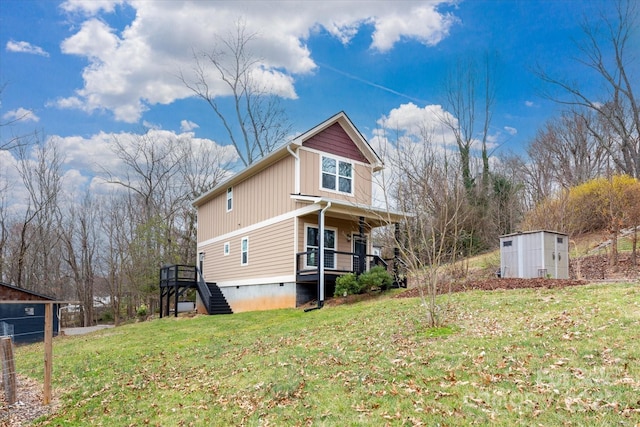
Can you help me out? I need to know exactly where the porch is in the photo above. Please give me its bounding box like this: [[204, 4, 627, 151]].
[[295, 249, 405, 306], [295, 249, 388, 282]]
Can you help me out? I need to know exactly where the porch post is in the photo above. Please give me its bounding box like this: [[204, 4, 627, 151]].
[[358, 216, 366, 274]]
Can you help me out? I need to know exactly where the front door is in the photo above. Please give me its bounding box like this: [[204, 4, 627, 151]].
[[353, 234, 367, 274]]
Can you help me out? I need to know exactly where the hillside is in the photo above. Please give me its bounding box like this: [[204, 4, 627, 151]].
[[6, 282, 640, 426]]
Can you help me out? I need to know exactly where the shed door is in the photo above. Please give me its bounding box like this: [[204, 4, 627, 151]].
[[500, 238, 518, 278]]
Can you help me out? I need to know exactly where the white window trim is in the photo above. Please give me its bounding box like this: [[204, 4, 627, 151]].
[[320, 155, 354, 196], [304, 223, 337, 270], [240, 236, 249, 266], [223, 242, 230, 256], [226, 186, 233, 212]]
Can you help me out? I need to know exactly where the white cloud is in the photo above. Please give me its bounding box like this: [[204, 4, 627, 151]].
[[180, 120, 199, 132], [504, 126, 517, 135], [525, 100, 535, 107], [370, 4, 458, 52], [2, 108, 40, 123], [5, 40, 49, 57], [60, 0, 125, 15], [142, 120, 161, 130], [51, 129, 238, 180], [56, 1, 457, 123], [374, 102, 457, 146]]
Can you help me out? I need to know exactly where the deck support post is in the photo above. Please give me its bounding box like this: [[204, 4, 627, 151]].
[[174, 283, 179, 317]]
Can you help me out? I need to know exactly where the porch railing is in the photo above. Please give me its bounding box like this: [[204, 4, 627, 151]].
[[295, 250, 388, 277]]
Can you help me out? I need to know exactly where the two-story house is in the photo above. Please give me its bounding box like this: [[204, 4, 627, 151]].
[[192, 112, 404, 313]]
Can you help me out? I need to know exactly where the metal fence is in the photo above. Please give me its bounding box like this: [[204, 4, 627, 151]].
[[0, 321, 14, 339]]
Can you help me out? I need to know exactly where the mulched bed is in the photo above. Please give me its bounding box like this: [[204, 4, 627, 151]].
[[570, 254, 640, 280], [394, 278, 588, 299], [1, 375, 58, 427]]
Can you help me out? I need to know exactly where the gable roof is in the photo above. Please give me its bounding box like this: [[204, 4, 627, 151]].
[[193, 111, 382, 207], [0, 282, 57, 301], [293, 111, 382, 167]]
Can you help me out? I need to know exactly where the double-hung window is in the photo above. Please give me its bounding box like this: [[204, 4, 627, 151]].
[[321, 156, 352, 194]]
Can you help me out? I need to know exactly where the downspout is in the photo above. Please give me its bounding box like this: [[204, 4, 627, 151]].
[[305, 201, 331, 312], [286, 144, 300, 194]]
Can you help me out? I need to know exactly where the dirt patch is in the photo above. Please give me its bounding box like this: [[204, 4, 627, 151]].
[[1, 375, 59, 427], [570, 254, 640, 281], [394, 277, 588, 299], [394, 253, 639, 299]]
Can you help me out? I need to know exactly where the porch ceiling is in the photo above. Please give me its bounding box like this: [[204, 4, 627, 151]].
[[291, 194, 406, 228]]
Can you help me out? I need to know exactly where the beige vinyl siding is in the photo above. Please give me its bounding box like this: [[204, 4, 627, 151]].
[[201, 217, 296, 283], [298, 148, 372, 204], [197, 156, 296, 242]]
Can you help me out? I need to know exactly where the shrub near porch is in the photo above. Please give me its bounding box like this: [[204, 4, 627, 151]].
[[334, 265, 393, 296]]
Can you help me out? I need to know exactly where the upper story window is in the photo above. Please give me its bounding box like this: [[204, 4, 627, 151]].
[[321, 156, 352, 194], [226, 187, 233, 212]]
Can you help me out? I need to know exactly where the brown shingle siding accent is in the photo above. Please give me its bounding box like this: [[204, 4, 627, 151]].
[[0, 283, 52, 301], [303, 123, 368, 163]]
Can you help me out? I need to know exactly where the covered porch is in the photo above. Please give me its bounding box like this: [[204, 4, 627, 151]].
[[291, 195, 406, 307]]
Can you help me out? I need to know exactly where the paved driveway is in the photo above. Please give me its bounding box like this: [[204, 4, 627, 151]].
[[62, 324, 114, 335]]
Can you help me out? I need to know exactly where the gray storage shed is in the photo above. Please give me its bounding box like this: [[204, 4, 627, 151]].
[[499, 231, 569, 279]]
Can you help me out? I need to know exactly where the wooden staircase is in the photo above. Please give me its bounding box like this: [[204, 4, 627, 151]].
[[159, 265, 233, 316], [205, 282, 233, 315]]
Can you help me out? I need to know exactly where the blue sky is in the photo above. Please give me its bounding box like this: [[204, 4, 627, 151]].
[[0, 0, 631, 193]]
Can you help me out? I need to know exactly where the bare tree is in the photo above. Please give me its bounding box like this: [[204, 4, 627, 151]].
[[0, 170, 11, 282], [379, 124, 467, 327], [440, 55, 496, 199], [103, 132, 187, 312], [181, 20, 292, 166], [103, 131, 227, 314], [537, 0, 640, 178], [97, 193, 132, 325], [60, 192, 99, 326], [175, 138, 229, 262], [438, 54, 497, 251], [528, 109, 608, 189], [11, 136, 63, 293], [0, 84, 31, 152]]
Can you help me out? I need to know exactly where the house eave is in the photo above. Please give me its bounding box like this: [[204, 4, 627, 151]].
[[192, 140, 302, 207], [290, 194, 408, 224]]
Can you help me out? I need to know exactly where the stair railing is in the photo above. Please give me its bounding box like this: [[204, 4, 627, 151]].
[[195, 266, 213, 314]]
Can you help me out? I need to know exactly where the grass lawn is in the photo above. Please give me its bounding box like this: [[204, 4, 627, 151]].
[[14, 283, 640, 426]]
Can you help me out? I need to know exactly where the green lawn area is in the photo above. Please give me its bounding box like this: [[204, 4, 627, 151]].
[[15, 283, 640, 426]]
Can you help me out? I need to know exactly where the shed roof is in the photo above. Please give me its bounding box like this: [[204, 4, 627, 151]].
[[0, 282, 57, 301], [500, 230, 568, 239]]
